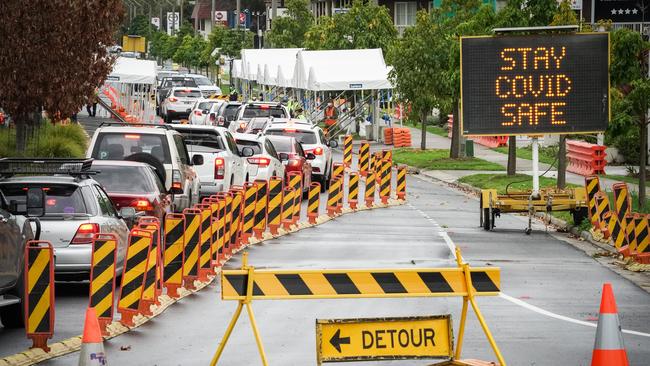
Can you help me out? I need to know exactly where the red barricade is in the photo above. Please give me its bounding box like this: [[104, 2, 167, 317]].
[[384, 128, 393, 145], [472, 136, 508, 148], [392, 128, 412, 147], [566, 140, 607, 176]]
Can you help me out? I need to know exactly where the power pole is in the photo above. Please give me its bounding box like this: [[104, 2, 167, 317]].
[[235, 0, 241, 30], [211, 0, 216, 28], [179, 0, 183, 29]]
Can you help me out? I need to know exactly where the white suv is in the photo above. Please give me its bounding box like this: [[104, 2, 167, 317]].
[[235, 102, 290, 122], [264, 119, 337, 189], [87, 123, 202, 211], [161, 87, 203, 123]]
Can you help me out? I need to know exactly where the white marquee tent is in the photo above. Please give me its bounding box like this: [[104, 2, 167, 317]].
[[108, 57, 157, 85]]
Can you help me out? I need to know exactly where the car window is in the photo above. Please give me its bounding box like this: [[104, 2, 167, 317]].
[[194, 77, 213, 86], [223, 104, 240, 121], [93, 185, 118, 217], [178, 129, 225, 151], [173, 135, 190, 165], [224, 132, 240, 156], [93, 165, 156, 193], [242, 106, 286, 119], [1, 183, 87, 216], [197, 101, 215, 110], [235, 139, 262, 155], [174, 90, 202, 98], [264, 139, 279, 159], [318, 129, 326, 144], [267, 137, 292, 153], [163, 78, 197, 88], [295, 141, 305, 157], [92, 133, 171, 164], [265, 129, 317, 144]]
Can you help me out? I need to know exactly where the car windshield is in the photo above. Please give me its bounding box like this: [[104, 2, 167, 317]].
[[194, 77, 213, 86], [1, 184, 87, 215], [197, 101, 216, 110], [91, 133, 171, 164], [164, 78, 197, 88], [243, 106, 286, 119], [223, 105, 240, 121], [267, 137, 292, 153], [266, 129, 317, 144], [235, 139, 262, 155], [93, 165, 157, 193], [174, 90, 202, 98], [178, 130, 225, 151]]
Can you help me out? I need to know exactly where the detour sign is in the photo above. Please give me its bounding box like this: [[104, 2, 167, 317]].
[[316, 315, 452, 364]]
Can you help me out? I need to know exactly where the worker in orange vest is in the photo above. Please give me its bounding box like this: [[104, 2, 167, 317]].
[[323, 101, 338, 127]]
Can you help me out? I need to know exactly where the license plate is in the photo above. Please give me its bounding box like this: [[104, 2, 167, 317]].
[[184, 101, 194, 104]]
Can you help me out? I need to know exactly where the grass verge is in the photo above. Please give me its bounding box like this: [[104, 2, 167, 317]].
[[393, 148, 504, 171], [0, 122, 87, 158], [426, 125, 448, 137], [492, 145, 557, 166]]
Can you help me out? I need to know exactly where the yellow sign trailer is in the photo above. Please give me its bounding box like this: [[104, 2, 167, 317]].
[[316, 315, 453, 364], [480, 187, 588, 234]]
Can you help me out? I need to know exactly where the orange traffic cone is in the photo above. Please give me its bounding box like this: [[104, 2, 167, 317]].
[[591, 283, 628, 366], [78, 307, 108, 366]]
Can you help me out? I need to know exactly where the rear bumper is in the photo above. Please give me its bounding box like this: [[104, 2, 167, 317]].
[[199, 182, 225, 197], [53, 245, 92, 274]]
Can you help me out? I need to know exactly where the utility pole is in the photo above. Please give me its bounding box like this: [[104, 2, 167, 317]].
[[235, 0, 241, 30], [179, 0, 183, 29], [211, 0, 216, 28]]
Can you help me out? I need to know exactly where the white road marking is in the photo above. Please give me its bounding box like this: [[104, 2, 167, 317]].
[[499, 293, 650, 338], [407, 203, 457, 259]]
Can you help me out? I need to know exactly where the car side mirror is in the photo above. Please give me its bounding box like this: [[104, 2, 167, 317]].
[[119, 207, 137, 219], [242, 147, 255, 157], [192, 154, 204, 166], [26, 187, 45, 217], [305, 152, 316, 160], [278, 152, 289, 161], [328, 140, 339, 148], [203, 109, 210, 114]]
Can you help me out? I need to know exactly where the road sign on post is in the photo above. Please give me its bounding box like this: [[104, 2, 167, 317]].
[[316, 315, 453, 364], [460, 33, 609, 136]]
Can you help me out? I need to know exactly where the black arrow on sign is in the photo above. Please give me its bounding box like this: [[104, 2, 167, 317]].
[[329, 329, 350, 353]]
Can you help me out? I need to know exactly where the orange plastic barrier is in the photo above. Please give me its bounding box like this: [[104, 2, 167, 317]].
[[392, 127, 412, 147], [567, 140, 607, 176], [384, 128, 393, 145]]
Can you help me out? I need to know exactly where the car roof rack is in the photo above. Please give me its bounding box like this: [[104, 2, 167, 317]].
[[0, 158, 97, 178], [98, 122, 172, 130]]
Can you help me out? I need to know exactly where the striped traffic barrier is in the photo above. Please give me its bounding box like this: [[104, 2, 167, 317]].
[[204, 197, 222, 269], [585, 175, 601, 223], [373, 152, 383, 185], [230, 188, 244, 251], [622, 213, 637, 256], [380, 159, 391, 204], [182, 208, 201, 291], [382, 149, 392, 164], [332, 162, 345, 181], [604, 212, 628, 250], [215, 198, 227, 263], [89, 234, 118, 336], [281, 186, 295, 230], [594, 192, 612, 237], [396, 165, 407, 200], [343, 134, 353, 167], [334, 176, 344, 213], [289, 172, 303, 224], [24, 240, 55, 351], [634, 214, 650, 254], [612, 183, 631, 219], [267, 176, 284, 235], [358, 141, 370, 177], [197, 204, 214, 282], [365, 170, 376, 207], [217, 192, 232, 258], [253, 180, 269, 239], [137, 219, 161, 315], [308, 182, 321, 224], [138, 216, 164, 295], [163, 214, 185, 298], [118, 229, 153, 326], [348, 172, 359, 209], [327, 177, 339, 217], [242, 182, 258, 243]]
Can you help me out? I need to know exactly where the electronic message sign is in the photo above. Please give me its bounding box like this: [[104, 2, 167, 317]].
[[460, 33, 609, 136]]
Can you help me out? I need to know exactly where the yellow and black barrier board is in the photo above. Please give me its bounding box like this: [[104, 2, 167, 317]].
[[380, 160, 391, 199], [230, 190, 243, 246], [397, 165, 407, 198], [594, 192, 611, 224], [205, 198, 222, 259], [585, 175, 601, 222], [382, 149, 392, 163], [243, 183, 258, 235], [308, 182, 321, 215], [365, 170, 376, 203], [182, 210, 201, 278], [216, 199, 226, 256], [333, 163, 345, 180], [327, 178, 339, 210], [198, 205, 213, 271], [613, 183, 631, 218], [349, 172, 359, 202], [316, 315, 452, 364], [334, 177, 343, 207], [163, 214, 185, 286], [25, 241, 55, 338], [118, 230, 152, 311], [282, 187, 294, 223], [604, 212, 628, 249], [254, 180, 268, 232], [138, 225, 159, 303], [358, 141, 370, 174], [343, 135, 353, 167], [635, 214, 650, 253], [625, 214, 637, 252], [289, 173, 303, 220], [268, 177, 283, 227], [220, 193, 233, 252], [90, 235, 117, 320], [221, 267, 500, 300]]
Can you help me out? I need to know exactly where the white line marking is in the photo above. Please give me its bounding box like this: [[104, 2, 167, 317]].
[[408, 203, 457, 259], [499, 293, 650, 338]]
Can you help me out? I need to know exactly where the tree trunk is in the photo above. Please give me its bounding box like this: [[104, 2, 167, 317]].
[[507, 135, 516, 176], [15, 110, 40, 155], [450, 101, 460, 159], [640, 121, 647, 209], [557, 135, 566, 189], [420, 109, 427, 150]]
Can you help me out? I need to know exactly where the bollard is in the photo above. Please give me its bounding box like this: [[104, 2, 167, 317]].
[[24, 240, 55, 352], [118, 229, 152, 326], [380, 159, 391, 204], [612, 183, 632, 219], [332, 162, 345, 181], [215, 198, 227, 263], [348, 172, 359, 209], [204, 197, 222, 269], [604, 212, 629, 250], [242, 182, 258, 243], [358, 141, 370, 177], [382, 149, 392, 164], [373, 152, 383, 185], [585, 176, 601, 224], [634, 214, 650, 254], [218, 192, 233, 259], [334, 176, 344, 213], [182, 208, 201, 291], [267, 176, 284, 235], [365, 170, 376, 207], [253, 180, 269, 239], [138, 219, 161, 315], [281, 187, 295, 230], [230, 188, 244, 250], [327, 177, 339, 217], [196, 204, 214, 282], [289, 172, 303, 224], [396, 165, 407, 200], [163, 214, 185, 298], [622, 213, 637, 256], [89, 234, 117, 336], [308, 182, 321, 223], [343, 134, 353, 167], [593, 192, 611, 232]]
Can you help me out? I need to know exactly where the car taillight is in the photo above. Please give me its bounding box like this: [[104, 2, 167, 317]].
[[134, 199, 154, 211], [194, 110, 202, 116], [247, 157, 270, 167], [312, 147, 323, 155], [210, 113, 216, 123], [284, 128, 297, 132], [71, 223, 99, 244], [168, 97, 178, 102], [214, 158, 225, 179], [217, 116, 225, 126], [288, 159, 300, 167], [172, 170, 182, 190]]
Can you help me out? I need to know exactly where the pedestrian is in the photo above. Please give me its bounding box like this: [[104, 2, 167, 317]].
[[229, 90, 238, 102], [86, 93, 98, 117], [295, 107, 307, 121], [323, 101, 338, 127]]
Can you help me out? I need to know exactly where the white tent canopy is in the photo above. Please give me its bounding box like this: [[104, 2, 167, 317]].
[[231, 59, 243, 79], [241, 48, 302, 82], [108, 57, 157, 85], [293, 49, 392, 91]]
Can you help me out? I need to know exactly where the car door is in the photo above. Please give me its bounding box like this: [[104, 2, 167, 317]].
[[0, 206, 24, 290], [172, 134, 197, 207], [265, 139, 283, 178], [224, 131, 245, 184], [92, 185, 129, 269]]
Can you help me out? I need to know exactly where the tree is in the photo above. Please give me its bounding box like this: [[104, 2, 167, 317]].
[[0, 0, 124, 153], [305, 0, 397, 55], [267, 0, 313, 48], [220, 29, 254, 58]]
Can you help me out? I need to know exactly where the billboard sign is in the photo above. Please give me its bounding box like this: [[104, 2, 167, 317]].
[[460, 33, 609, 136], [593, 0, 648, 23]]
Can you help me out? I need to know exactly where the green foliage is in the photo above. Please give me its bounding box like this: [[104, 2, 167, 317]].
[[267, 0, 313, 48], [392, 148, 504, 170], [0, 122, 87, 158], [626, 79, 650, 119], [458, 173, 577, 194], [126, 15, 154, 37], [610, 28, 647, 87], [550, 0, 578, 26], [220, 29, 254, 58], [304, 0, 397, 55], [526, 0, 558, 26]]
